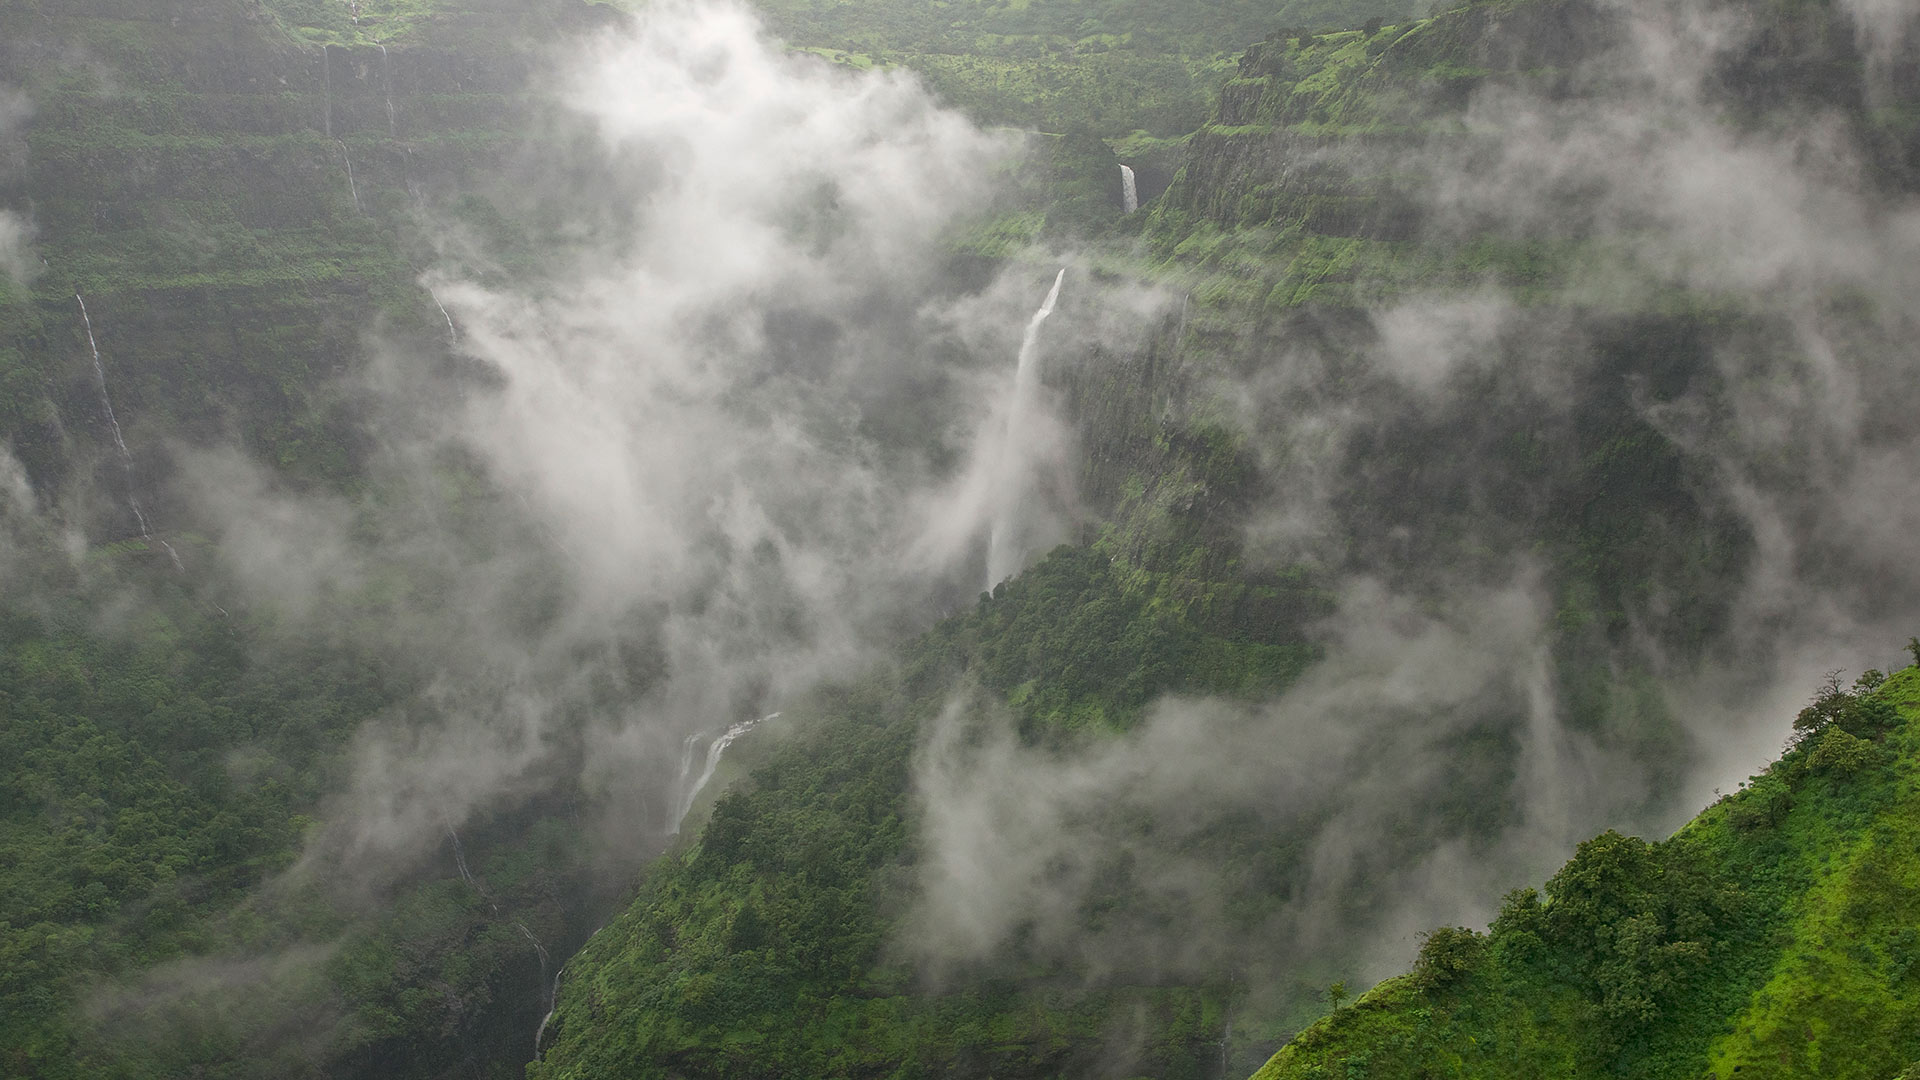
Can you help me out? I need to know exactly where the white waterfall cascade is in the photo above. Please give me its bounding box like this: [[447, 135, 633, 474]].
[[533, 966, 565, 1059], [984, 267, 1065, 591], [428, 286, 458, 344], [673, 730, 701, 804], [1120, 164, 1139, 213], [378, 44, 397, 137], [338, 141, 361, 213], [76, 294, 183, 571], [668, 713, 778, 834]]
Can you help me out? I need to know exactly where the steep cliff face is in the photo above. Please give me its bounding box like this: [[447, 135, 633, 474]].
[[0, 6, 627, 1079], [0, 0, 608, 514], [527, 2, 1920, 1076], [1088, 0, 1920, 644], [1163, 0, 1914, 239], [6, 2, 1916, 1079]]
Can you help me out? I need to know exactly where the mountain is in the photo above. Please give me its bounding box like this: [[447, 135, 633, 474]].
[[532, 0, 1920, 1075], [2, 0, 1917, 1077]]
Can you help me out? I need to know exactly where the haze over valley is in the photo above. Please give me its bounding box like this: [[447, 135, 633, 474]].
[[2, 0, 1918, 1077]]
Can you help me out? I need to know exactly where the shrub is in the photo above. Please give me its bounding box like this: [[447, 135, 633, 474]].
[[1807, 727, 1881, 778]]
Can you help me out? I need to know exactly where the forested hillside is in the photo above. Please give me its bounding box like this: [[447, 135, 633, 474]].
[[1256, 661, 1920, 1079], [2, 0, 1917, 1077], [533, 0, 1920, 1068]]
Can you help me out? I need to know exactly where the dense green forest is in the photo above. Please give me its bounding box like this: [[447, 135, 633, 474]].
[[2, 0, 1918, 1077], [1256, 661, 1920, 1079]]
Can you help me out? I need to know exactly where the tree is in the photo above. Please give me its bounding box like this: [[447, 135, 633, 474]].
[[1411, 926, 1487, 991], [1326, 981, 1349, 1010], [1792, 669, 1897, 745], [1908, 636, 1920, 668]]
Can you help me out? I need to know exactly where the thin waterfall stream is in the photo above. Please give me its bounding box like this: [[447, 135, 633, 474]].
[[1120, 164, 1139, 213], [76, 294, 183, 570], [378, 44, 397, 137], [428, 286, 459, 344], [445, 824, 557, 1057], [338, 141, 361, 213], [984, 267, 1065, 590], [535, 713, 773, 1060], [668, 713, 777, 834]]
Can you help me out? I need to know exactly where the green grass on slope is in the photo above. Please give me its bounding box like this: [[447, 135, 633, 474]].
[[1251, 662, 1920, 1080]]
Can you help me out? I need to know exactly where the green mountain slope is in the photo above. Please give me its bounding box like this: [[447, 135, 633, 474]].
[[530, 1, 1920, 1076], [0, 3, 627, 1077], [1254, 661, 1920, 1080], [531, 546, 1328, 1079], [4, 0, 1918, 1078]]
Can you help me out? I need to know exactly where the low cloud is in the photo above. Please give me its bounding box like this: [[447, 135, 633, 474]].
[[911, 572, 1636, 986], [0, 209, 33, 285], [910, 0, 1920, 1000]]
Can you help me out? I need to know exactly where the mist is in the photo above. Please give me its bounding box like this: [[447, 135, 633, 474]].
[[210, 1, 1070, 869], [66, 0, 1103, 1055], [902, 0, 1920, 1012], [0, 85, 32, 286], [13, 0, 1918, 1070]]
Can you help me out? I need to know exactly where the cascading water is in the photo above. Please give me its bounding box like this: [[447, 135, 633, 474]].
[[378, 44, 397, 137], [984, 268, 1065, 590], [668, 713, 777, 834], [76, 294, 184, 571], [670, 730, 701, 813], [446, 824, 557, 1052], [1120, 164, 1139, 214], [338, 141, 362, 213], [428, 286, 458, 344], [533, 966, 565, 1059]]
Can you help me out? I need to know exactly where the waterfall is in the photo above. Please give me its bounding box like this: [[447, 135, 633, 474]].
[[668, 713, 777, 834], [533, 966, 565, 1060], [668, 730, 701, 823], [448, 824, 558, 1056], [76, 294, 184, 571], [1120, 164, 1139, 214], [76, 295, 141, 526], [338, 141, 361, 213], [446, 825, 495, 910], [515, 921, 551, 990], [378, 44, 397, 137], [984, 268, 1065, 590], [428, 286, 458, 344]]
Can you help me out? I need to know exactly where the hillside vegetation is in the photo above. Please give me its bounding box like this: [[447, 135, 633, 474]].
[[532, 0, 1920, 1076], [755, 0, 1416, 138], [2, 0, 1917, 1078], [531, 546, 1330, 1078], [1255, 660, 1920, 1079]]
